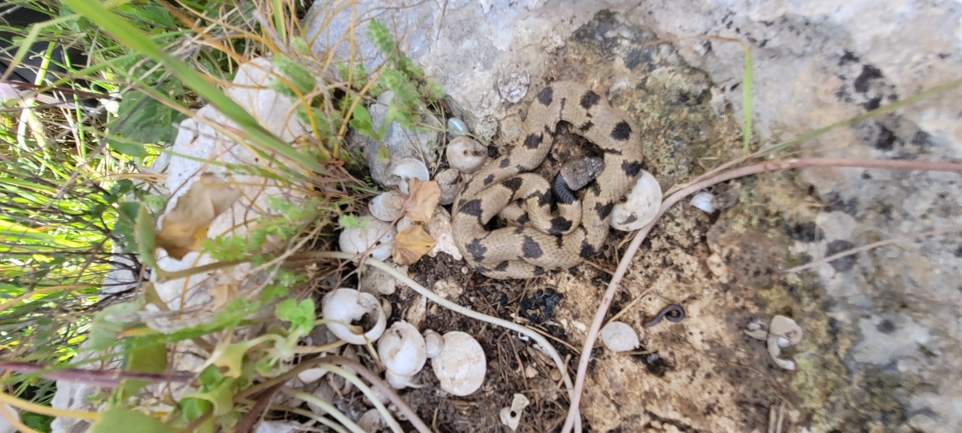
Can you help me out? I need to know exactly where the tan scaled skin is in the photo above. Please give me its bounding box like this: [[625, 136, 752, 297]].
[[452, 82, 645, 279]]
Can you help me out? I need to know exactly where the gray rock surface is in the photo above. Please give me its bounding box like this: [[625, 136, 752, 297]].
[[306, 0, 962, 431]]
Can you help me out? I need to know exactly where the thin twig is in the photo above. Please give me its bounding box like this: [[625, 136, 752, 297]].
[[235, 382, 283, 433], [560, 157, 962, 432], [0, 361, 194, 387]]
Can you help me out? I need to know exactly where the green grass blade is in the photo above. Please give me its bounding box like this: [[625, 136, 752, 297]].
[[61, 0, 328, 174]]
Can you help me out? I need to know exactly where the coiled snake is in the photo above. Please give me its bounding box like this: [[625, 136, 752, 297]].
[[452, 82, 645, 279]]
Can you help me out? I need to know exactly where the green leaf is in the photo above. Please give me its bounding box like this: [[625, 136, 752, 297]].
[[111, 201, 141, 253], [275, 298, 315, 336], [134, 203, 160, 273], [172, 397, 214, 433], [89, 303, 142, 351], [112, 91, 184, 148], [272, 54, 315, 95], [89, 406, 175, 433], [376, 144, 391, 163], [61, 0, 328, 174], [209, 340, 258, 378], [349, 104, 379, 140], [184, 378, 235, 416], [118, 327, 168, 399], [107, 137, 145, 157], [367, 19, 395, 58]]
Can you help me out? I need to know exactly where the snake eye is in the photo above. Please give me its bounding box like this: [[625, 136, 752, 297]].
[[619, 195, 628, 203]]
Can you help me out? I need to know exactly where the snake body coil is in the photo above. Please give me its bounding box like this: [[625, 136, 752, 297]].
[[452, 82, 645, 279]]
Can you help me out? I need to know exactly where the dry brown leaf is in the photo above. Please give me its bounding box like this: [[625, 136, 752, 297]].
[[155, 173, 241, 259], [393, 225, 436, 265], [403, 178, 440, 222]]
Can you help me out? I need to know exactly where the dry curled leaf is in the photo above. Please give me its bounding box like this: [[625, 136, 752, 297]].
[[155, 174, 241, 259], [393, 225, 436, 265], [403, 178, 440, 222]]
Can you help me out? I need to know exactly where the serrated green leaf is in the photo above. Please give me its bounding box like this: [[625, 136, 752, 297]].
[[89, 406, 175, 433], [367, 19, 395, 58], [349, 104, 379, 140], [272, 54, 315, 95]]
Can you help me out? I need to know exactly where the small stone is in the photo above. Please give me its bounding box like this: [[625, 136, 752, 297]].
[[436, 169, 462, 205], [447, 117, 468, 135], [425, 207, 462, 260], [549, 368, 562, 381], [497, 69, 530, 103], [524, 365, 538, 378], [433, 278, 463, 299]]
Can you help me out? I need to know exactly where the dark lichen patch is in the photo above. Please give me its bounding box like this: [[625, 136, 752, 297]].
[[825, 239, 856, 272], [786, 221, 823, 242]]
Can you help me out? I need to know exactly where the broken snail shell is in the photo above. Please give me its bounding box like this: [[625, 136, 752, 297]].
[[431, 331, 486, 396], [322, 289, 387, 345], [600, 321, 642, 352], [377, 321, 427, 389], [611, 170, 662, 231], [446, 136, 487, 174]]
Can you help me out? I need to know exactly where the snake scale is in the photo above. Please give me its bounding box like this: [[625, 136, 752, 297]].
[[452, 81, 645, 279]]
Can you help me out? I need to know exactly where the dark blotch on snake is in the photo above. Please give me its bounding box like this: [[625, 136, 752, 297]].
[[537, 86, 554, 106], [502, 177, 523, 193], [483, 174, 495, 186], [465, 239, 488, 262], [495, 261, 510, 271], [579, 121, 594, 132], [522, 236, 544, 258], [595, 201, 615, 220], [549, 217, 573, 235], [610, 121, 632, 141], [533, 266, 545, 276], [499, 158, 511, 168], [516, 213, 530, 224], [536, 190, 552, 207], [460, 199, 483, 217], [622, 160, 643, 177], [579, 240, 598, 258], [460, 199, 485, 226], [580, 91, 601, 109], [523, 133, 543, 149]]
